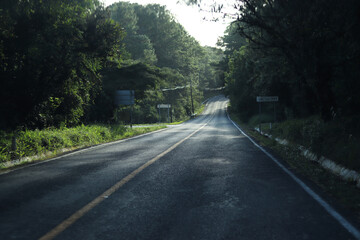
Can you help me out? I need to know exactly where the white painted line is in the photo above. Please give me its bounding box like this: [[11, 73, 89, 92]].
[[226, 112, 360, 240]]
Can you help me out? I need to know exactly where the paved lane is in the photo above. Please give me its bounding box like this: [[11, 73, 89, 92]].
[[0, 96, 358, 239]]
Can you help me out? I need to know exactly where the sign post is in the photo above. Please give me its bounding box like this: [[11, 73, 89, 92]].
[[157, 104, 171, 123], [115, 90, 135, 128], [256, 96, 279, 133]]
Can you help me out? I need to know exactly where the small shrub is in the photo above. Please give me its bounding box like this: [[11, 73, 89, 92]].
[[249, 114, 274, 127], [69, 133, 81, 145], [49, 134, 65, 149], [111, 124, 127, 138], [301, 117, 323, 149]]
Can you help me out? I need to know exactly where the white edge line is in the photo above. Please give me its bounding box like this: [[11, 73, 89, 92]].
[[226, 111, 360, 240], [0, 127, 169, 176]]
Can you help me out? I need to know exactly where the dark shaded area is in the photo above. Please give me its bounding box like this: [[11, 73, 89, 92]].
[[0, 1, 225, 130], [221, 0, 360, 129], [0, 0, 123, 129]]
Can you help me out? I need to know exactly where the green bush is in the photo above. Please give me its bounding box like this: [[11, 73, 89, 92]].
[[0, 131, 12, 162], [249, 114, 274, 127], [111, 124, 127, 138]]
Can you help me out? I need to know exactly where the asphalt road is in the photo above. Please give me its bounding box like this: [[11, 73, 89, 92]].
[[0, 96, 359, 240]]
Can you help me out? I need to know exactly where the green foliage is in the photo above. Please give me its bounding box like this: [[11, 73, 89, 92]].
[[85, 2, 225, 124], [200, 47, 225, 89], [267, 117, 360, 171], [221, 0, 360, 173], [0, 0, 224, 130], [0, 0, 124, 130], [221, 0, 360, 151], [124, 35, 158, 64], [217, 22, 247, 57], [0, 124, 165, 165], [248, 114, 274, 128], [233, 114, 360, 214], [223, 0, 360, 123]]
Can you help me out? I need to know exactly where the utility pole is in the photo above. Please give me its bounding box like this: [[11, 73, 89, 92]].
[[190, 76, 194, 115]]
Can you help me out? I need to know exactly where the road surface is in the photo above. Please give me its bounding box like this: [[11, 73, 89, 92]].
[[0, 96, 358, 240]]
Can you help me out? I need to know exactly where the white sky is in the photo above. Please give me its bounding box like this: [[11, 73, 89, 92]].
[[101, 0, 236, 47]]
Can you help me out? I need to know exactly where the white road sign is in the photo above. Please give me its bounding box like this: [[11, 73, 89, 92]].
[[256, 96, 279, 102], [157, 104, 171, 109]]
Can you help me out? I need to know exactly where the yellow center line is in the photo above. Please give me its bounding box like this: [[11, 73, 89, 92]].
[[39, 120, 210, 240]]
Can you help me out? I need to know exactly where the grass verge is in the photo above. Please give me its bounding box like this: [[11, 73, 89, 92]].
[[0, 101, 206, 170], [0, 124, 166, 170], [229, 112, 360, 224]]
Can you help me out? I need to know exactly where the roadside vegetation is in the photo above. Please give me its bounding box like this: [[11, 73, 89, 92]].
[[216, 0, 360, 174], [245, 115, 360, 172], [0, 99, 206, 170], [0, 0, 223, 168], [229, 112, 360, 223], [0, 0, 224, 130], [0, 124, 165, 169]]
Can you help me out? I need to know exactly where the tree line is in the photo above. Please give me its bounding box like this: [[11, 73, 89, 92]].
[[215, 0, 360, 136], [0, 0, 224, 130], [90, 2, 224, 124], [0, 0, 123, 129]]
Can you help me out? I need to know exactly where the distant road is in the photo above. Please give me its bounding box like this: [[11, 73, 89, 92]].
[[0, 96, 358, 240]]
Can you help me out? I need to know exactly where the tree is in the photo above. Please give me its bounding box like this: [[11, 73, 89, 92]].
[[0, 0, 124, 129], [196, 0, 360, 124], [236, 0, 360, 120], [104, 2, 222, 122], [217, 21, 247, 57], [109, 2, 157, 64]]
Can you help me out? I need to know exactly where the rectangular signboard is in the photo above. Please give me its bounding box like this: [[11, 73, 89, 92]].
[[157, 104, 171, 109], [256, 96, 279, 102], [115, 90, 135, 105]]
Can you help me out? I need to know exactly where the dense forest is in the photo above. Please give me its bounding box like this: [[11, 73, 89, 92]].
[[0, 0, 224, 130], [92, 2, 224, 124], [220, 0, 360, 125], [0, 0, 122, 129], [211, 0, 360, 169]]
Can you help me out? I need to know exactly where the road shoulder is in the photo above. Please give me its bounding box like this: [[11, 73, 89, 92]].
[[227, 110, 360, 237]]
